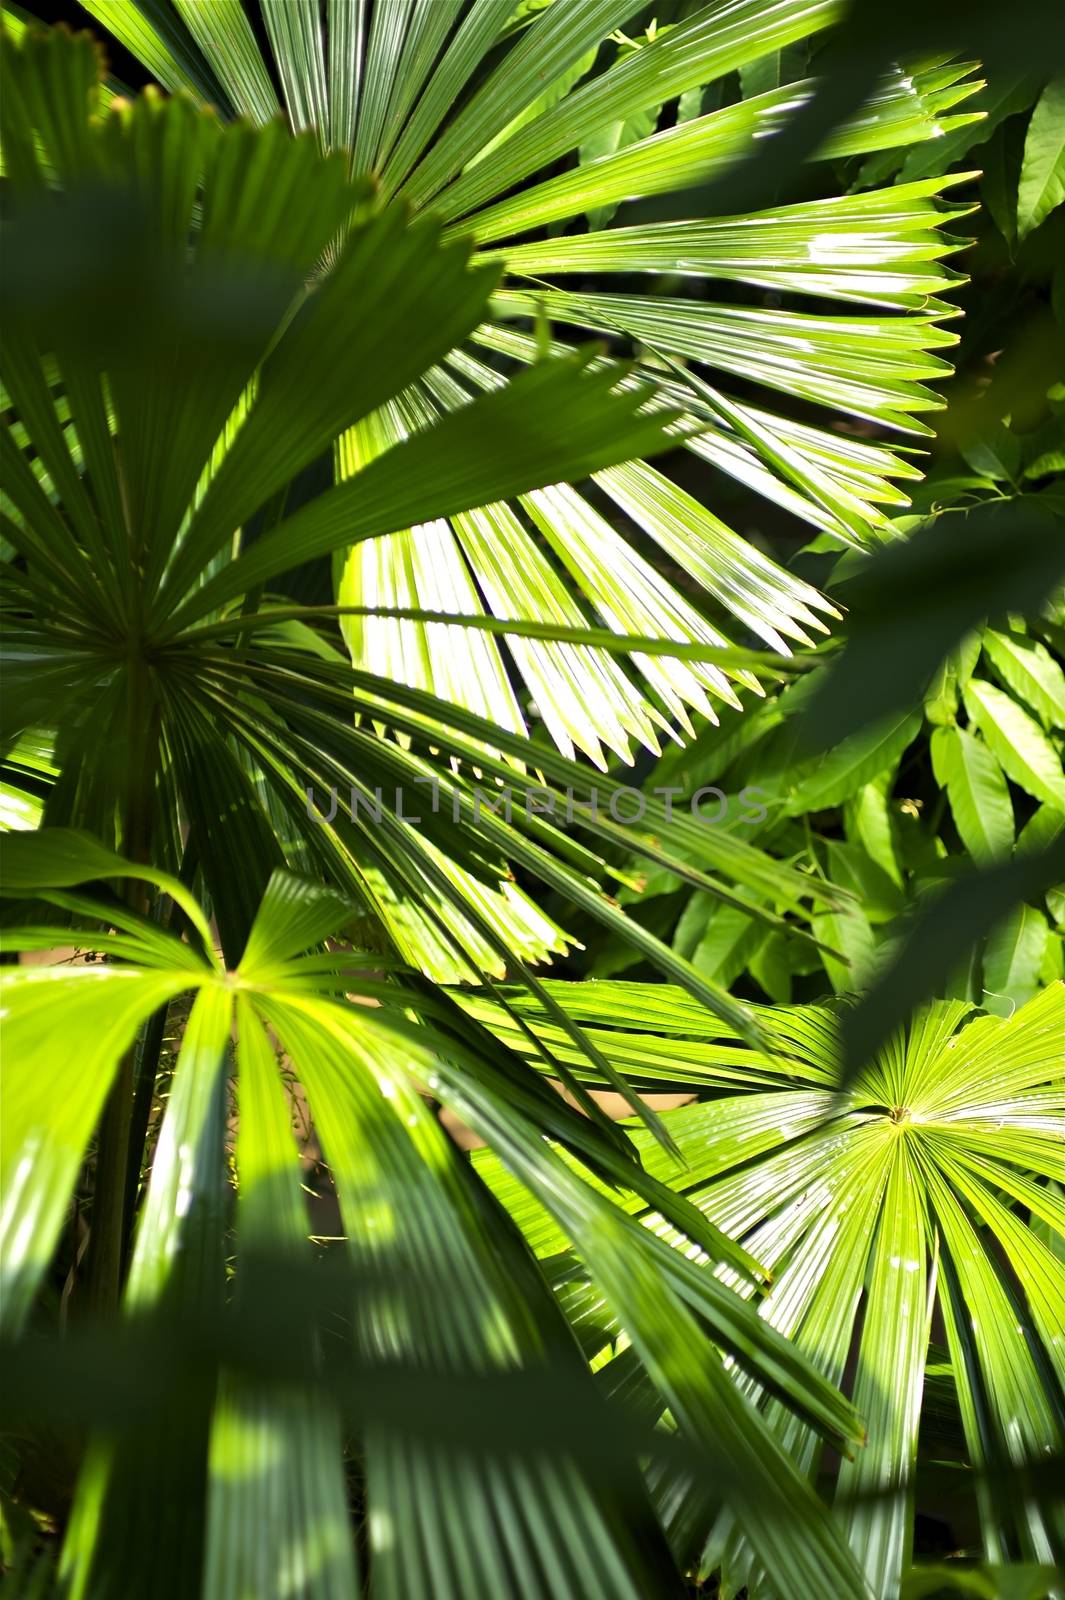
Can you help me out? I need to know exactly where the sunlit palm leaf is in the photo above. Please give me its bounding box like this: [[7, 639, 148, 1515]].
[[470, 979, 1065, 1597], [9, 32, 809, 1018], [2, 842, 869, 1599], [66, 0, 980, 767]]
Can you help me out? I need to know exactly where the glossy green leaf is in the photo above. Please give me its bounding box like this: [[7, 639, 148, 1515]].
[[930, 724, 1015, 862], [1017, 77, 1065, 238], [963, 678, 1065, 810], [982, 627, 1065, 730], [785, 709, 921, 814], [982, 903, 1050, 1014]]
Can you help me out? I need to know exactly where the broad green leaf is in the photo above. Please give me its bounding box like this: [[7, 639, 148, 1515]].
[[1017, 805, 1065, 926], [901, 1565, 1061, 1600], [981, 114, 1026, 247], [924, 632, 983, 725], [960, 420, 1023, 483], [930, 724, 1015, 863], [580, 100, 658, 229], [1016, 802, 1065, 857], [963, 677, 1065, 810], [982, 903, 1050, 1014], [784, 709, 921, 814], [844, 775, 903, 888], [824, 839, 905, 920], [577, 24, 659, 228], [843, 838, 1065, 1072], [691, 902, 768, 989], [802, 501, 1065, 751], [982, 627, 1065, 729], [739, 49, 782, 101], [1017, 77, 1065, 239], [748, 932, 793, 1004], [811, 901, 877, 993]]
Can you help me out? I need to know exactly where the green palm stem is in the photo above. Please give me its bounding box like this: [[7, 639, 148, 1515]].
[[120, 834, 203, 1266], [107, 478, 285, 1295], [120, 1002, 170, 1276], [84, 646, 161, 1314]]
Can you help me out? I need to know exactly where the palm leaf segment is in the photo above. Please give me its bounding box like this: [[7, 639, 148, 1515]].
[[75, 0, 981, 767], [2, 837, 871, 1600], [470, 978, 1065, 1598]]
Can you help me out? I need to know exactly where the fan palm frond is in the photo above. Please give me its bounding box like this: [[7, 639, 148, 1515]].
[[65, 0, 981, 762], [5, 29, 834, 1035], [470, 977, 1065, 1597], [1, 833, 870, 1600]]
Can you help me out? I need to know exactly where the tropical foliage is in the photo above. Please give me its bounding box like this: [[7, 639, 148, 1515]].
[[1, 4, 1063, 1599], [585, 51, 1065, 1020], [469, 976, 1065, 1599], [595, 589, 1065, 1012], [13, 0, 986, 769]]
